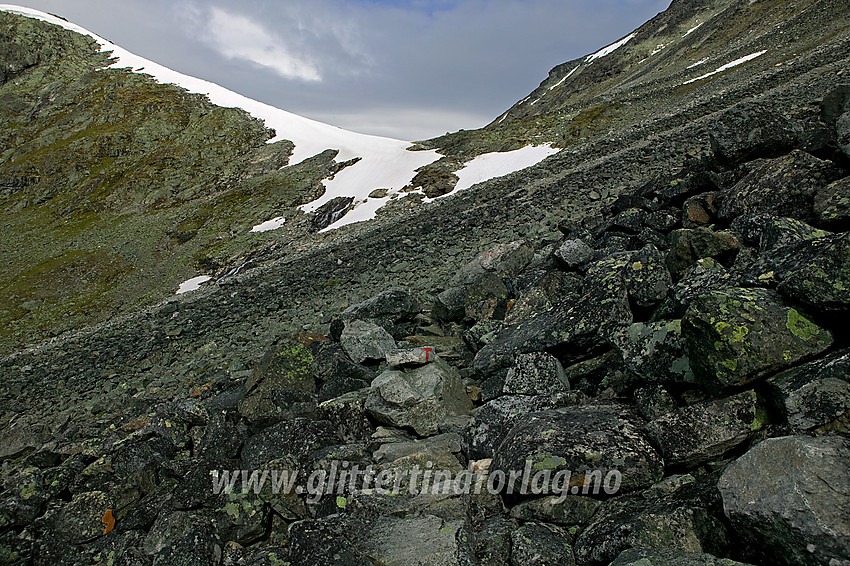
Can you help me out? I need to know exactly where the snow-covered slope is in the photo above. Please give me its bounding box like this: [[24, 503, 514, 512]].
[[0, 4, 443, 228]]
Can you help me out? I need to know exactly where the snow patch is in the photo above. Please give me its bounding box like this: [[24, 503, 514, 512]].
[[549, 65, 579, 90], [176, 276, 212, 295], [687, 57, 710, 69], [250, 216, 286, 233], [684, 23, 703, 36], [431, 144, 560, 200], [683, 50, 767, 84], [586, 33, 637, 63]]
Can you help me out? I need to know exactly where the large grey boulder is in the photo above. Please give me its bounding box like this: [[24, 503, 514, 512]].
[[574, 476, 728, 565], [610, 548, 754, 566], [330, 287, 420, 340], [491, 403, 663, 496], [365, 357, 473, 437], [718, 435, 850, 566], [644, 390, 768, 468], [612, 320, 694, 385], [340, 320, 398, 364], [766, 348, 850, 431]]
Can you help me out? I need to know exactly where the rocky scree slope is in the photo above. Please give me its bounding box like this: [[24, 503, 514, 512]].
[[2, 95, 850, 565], [2, 0, 850, 565]]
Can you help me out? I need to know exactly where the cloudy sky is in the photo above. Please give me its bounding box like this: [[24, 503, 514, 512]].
[[15, 0, 670, 140]]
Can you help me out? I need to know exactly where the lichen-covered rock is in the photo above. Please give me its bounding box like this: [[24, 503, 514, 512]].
[[462, 394, 578, 461], [464, 272, 511, 322], [718, 435, 850, 566], [40, 490, 113, 545], [775, 232, 850, 313], [310, 341, 376, 402], [718, 150, 842, 222], [510, 495, 601, 527], [361, 515, 466, 566], [633, 385, 677, 421], [625, 244, 672, 310], [815, 176, 850, 230], [372, 432, 462, 464], [491, 404, 663, 496], [317, 389, 375, 443], [666, 228, 739, 280], [554, 239, 595, 270], [682, 287, 833, 389], [287, 516, 371, 566], [610, 548, 755, 566], [241, 418, 338, 469], [143, 510, 222, 566], [239, 342, 317, 426], [644, 390, 768, 468], [339, 320, 398, 364], [574, 477, 728, 565], [365, 356, 473, 437], [503, 352, 569, 396], [766, 348, 850, 431], [510, 522, 576, 566], [612, 320, 694, 385]]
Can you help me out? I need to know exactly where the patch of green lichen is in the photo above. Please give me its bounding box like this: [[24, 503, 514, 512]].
[[532, 453, 567, 471], [785, 308, 822, 341]]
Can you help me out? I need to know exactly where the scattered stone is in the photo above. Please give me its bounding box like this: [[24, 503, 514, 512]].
[[554, 239, 595, 270], [317, 389, 376, 443], [510, 522, 576, 566], [682, 287, 833, 389], [239, 342, 317, 426], [775, 232, 850, 313], [718, 435, 850, 566], [644, 390, 768, 468], [339, 320, 398, 364], [815, 176, 850, 229], [503, 352, 569, 396], [666, 228, 739, 279], [366, 357, 473, 436], [613, 320, 694, 385], [241, 418, 338, 469]]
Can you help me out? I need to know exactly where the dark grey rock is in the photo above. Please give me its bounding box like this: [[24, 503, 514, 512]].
[[510, 494, 601, 527], [633, 385, 677, 421], [814, 176, 850, 230], [241, 418, 338, 469], [666, 228, 739, 280], [718, 435, 850, 566], [491, 403, 663, 496], [708, 102, 803, 166], [143, 511, 222, 566], [610, 548, 755, 566], [718, 150, 842, 222], [644, 390, 768, 468], [510, 522, 575, 566], [462, 394, 575, 461], [612, 320, 694, 385], [766, 348, 850, 431], [574, 476, 728, 565], [330, 287, 421, 339], [503, 352, 569, 396]]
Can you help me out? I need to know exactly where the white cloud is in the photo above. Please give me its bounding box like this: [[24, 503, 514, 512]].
[[199, 6, 322, 82]]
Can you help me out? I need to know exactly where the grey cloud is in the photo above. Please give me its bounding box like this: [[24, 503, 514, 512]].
[[13, 0, 670, 140]]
